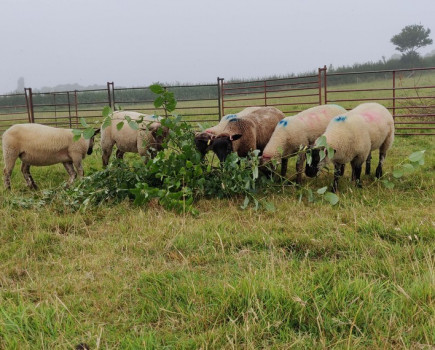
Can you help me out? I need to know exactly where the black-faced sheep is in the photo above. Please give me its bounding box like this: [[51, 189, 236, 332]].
[[101, 111, 168, 167], [207, 107, 285, 162], [261, 104, 346, 183], [194, 110, 249, 157], [2, 123, 99, 190], [305, 102, 395, 193]]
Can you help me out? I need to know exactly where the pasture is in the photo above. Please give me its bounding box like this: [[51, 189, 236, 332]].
[[0, 117, 434, 349]]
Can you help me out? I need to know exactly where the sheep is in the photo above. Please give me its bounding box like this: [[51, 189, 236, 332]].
[[207, 106, 286, 162], [261, 104, 347, 183], [304, 102, 395, 193], [194, 111, 243, 157], [100, 110, 168, 167], [2, 123, 99, 190]]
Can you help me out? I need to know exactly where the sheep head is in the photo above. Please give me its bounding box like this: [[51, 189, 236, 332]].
[[211, 133, 242, 162], [194, 132, 215, 157]]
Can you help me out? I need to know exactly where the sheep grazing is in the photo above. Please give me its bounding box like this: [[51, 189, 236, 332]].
[[207, 107, 286, 162], [261, 104, 346, 183], [194, 112, 238, 157], [101, 111, 168, 167], [2, 123, 99, 190], [305, 102, 395, 193]]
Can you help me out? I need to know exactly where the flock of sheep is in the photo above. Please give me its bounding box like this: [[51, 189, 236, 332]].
[[2, 102, 394, 193]]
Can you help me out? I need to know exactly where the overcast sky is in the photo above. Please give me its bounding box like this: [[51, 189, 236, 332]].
[[1, 0, 434, 94]]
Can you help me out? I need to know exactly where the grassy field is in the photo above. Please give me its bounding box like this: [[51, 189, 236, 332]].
[[0, 123, 434, 349]]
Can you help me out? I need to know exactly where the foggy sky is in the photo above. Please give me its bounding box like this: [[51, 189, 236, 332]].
[[1, 0, 434, 94]]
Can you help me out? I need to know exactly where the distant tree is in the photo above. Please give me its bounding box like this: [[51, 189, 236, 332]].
[[391, 24, 433, 62]]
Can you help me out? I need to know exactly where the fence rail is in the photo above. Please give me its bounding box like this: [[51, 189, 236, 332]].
[[1, 66, 434, 135]]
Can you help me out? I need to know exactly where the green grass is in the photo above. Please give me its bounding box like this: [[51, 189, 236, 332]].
[[0, 132, 434, 348]]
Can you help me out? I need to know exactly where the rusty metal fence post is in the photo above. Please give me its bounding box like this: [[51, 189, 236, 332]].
[[107, 82, 115, 110], [219, 78, 225, 117], [322, 65, 328, 105], [392, 70, 396, 122], [217, 77, 222, 120], [24, 88, 34, 123]]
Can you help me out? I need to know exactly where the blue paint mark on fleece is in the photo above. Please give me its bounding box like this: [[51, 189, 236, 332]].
[[229, 118, 239, 123], [334, 115, 347, 122], [225, 114, 237, 120], [278, 120, 288, 127]]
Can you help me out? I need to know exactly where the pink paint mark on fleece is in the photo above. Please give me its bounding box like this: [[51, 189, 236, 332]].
[[205, 129, 214, 134], [362, 112, 380, 122], [299, 113, 321, 127]]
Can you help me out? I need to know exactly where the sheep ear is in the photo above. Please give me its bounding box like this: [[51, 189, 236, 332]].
[[230, 134, 242, 141]]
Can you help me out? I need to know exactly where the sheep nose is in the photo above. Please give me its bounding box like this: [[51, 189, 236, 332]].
[[261, 155, 272, 164]]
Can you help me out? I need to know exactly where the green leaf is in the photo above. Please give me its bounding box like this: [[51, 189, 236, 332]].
[[83, 128, 95, 140], [319, 149, 326, 162], [128, 120, 139, 130], [73, 134, 81, 142], [408, 150, 425, 163], [324, 192, 339, 205], [253, 165, 259, 180], [102, 117, 112, 130], [72, 129, 82, 136], [116, 121, 124, 131], [315, 135, 327, 148], [381, 179, 395, 189], [326, 146, 334, 159], [306, 152, 312, 166], [80, 117, 89, 128], [150, 84, 165, 94], [154, 96, 165, 108], [241, 196, 250, 209], [102, 106, 112, 118], [317, 186, 327, 194], [263, 201, 275, 212], [393, 169, 403, 178], [402, 163, 414, 174]]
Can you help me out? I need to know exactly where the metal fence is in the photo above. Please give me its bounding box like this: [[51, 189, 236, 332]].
[[0, 66, 434, 135]]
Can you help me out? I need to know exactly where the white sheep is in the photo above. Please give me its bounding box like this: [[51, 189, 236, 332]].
[[261, 104, 347, 183], [100, 110, 167, 167], [2, 123, 98, 190], [305, 102, 395, 193], [208, 106, 286, 162]]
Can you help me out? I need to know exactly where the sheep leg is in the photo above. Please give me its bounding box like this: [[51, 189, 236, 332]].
[[63, 161, 77, 185], [101, 141, 115, 168], [21, 163, 37, 190], [365, 152, 372, 175], [3, 152, 18, 190], [375, 153, 385, 178], [295, 152, 306, 184], [376, 134, 393, 178], [116, 149, 125, 159], [71, 156, 84, 179], [280, 157, 288, 177], [332, 163, 342, 193], [340, 164, 345, 176], [351, 159, 363, 188]]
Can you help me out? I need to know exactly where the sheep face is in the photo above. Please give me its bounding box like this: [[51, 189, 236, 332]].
[[87, 129, 100, 155], [194, 132, 214, 157], [211, 133, 242, 162], [147, 122, 169, 155]]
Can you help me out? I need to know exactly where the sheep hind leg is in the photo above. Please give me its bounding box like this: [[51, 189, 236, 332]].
[[63, 162, 77, 185], [280, 157, 288, 178], [365, 152, 372, 175], [3, 152, 18, 190], [376, 131, 394, 179], [21, 163, 37, 190]]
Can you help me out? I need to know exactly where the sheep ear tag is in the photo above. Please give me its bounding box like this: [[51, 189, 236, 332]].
[[207, 140, 211, 146], [230, 134, 242, 141]]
